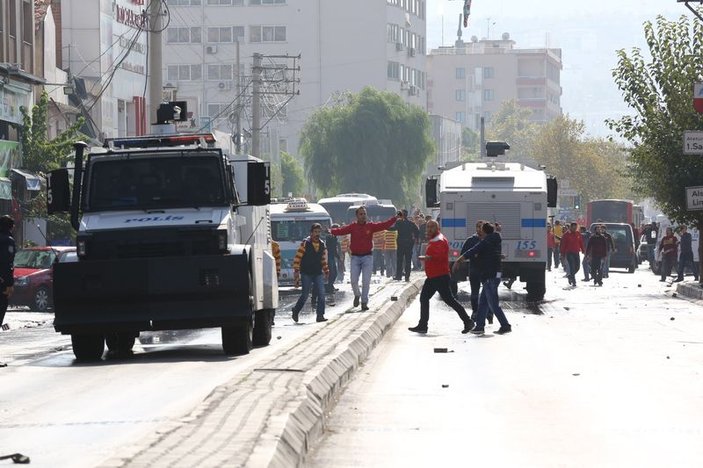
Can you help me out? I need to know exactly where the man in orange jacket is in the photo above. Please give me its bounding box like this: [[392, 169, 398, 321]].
[[408, 220, 474, 334]]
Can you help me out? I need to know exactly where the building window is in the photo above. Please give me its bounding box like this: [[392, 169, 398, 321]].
[[208, 27, 232, 43], [167, 27, 201, 43], [483, 67, 495, 79], [207, 0, 244, 4], [387, 61, 400, 80], [455, 67, 465, 79], [249, 0, 286, 4], [455, 89, 465, 101], [167, 0, 202, 5], [483, 89, 494, 101], [208, 64, 233, 80], [233, 26, 245, 40], [455, 112, 465, 124], [207, 103, 230, 119], [167, 64, 202, 81], [250, 25, 286, 43]]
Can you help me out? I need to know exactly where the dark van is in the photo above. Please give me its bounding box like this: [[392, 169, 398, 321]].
[[589, 223, 638, 273]]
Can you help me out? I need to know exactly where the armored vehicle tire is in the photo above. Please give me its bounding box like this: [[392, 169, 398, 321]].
[[105, 332, 136, 357], [71, 334, 105, 361], [253, 309, 273, 347], [222, 320, 253, 356], [33, 286, 51, 312], [525, 281, 546, 302]]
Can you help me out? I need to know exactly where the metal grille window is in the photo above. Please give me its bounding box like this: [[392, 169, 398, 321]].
[[467, 203, 522, 239], [167, 64, 202, 81], [167, 27, 201, 43], [208, 27, 232, 43], [250, 25, 286, 43], [207, 64, 232, 80]]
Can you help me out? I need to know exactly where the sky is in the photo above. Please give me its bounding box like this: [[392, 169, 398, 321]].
[[426, 0, 688, 137]]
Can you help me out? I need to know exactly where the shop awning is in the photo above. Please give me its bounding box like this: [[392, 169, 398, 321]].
[[0, 177, 11, 200], [11, 169, 42, 191]]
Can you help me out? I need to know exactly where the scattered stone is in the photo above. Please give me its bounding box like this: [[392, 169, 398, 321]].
[[638, 284, 642, 287], [277, 336, 282, 340], [670, 317, 675, 321], [441, 384, 449, 388], [672, 293, 678, 297], [563, 307, 570, 311], [434, 348, 448, 353], [391, 296, 398, 301], [667, 356, 670, 359], [572, 373, 580, 376]]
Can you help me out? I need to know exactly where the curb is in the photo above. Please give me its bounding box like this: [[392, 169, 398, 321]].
[[676, 281, 703, 300], [102, 278, 423, 468]]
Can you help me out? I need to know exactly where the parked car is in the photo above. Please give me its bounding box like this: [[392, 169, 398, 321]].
[[589, 223, 638, 273], [11, 246, 76, 312]]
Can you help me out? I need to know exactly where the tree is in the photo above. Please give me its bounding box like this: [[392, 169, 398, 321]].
[[530, 115, 632, 204], [486, 100, 539, 165], [461, 127, 480, 161], [300, 87, 434, 207], [609, 12, 703, 227], [20, 91, 84, 243], [20, 91, 84, 173], [280, 151, 305, 197]]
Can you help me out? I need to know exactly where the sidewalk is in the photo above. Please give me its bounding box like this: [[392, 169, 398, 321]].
[[101, 277, 423, 468]]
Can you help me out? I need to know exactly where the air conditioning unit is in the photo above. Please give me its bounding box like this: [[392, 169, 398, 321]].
[[217, 81, 232, 91], [408, 47, 416, 57], [400, 80, 409, 90], [395, 42, 404, 51], [206, 45, 218, 54], [409, 85, 418, 96]]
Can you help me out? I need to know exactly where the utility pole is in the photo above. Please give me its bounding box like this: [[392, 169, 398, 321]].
[[148, 0, 163, 126], [252, 53, 263, 158], [235, 40, 242, 154], [679, 0, 703, 22]]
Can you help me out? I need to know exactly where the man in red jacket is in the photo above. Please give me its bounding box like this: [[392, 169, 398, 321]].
[[331, 207, 399, 310], [408, 220, 474, 334], [560, 222, 585, 287]]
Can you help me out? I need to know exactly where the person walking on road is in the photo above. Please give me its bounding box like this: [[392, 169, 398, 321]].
[[0, 215, 16, 328], [408, 220, 475, 334], [580, 226, 592, 282], [586, 225, 608, 286], [331, 207, 398, 310], [325, 225, 341, 293], [390, 209, 419, 282], [675, 225, 698, 283], [453, 220, 492, 323], [462, 222, 512, 335], [659, 226, 678, 282], [547, 224, 555, 271], [601, 225, 616, 278], [553, 220, 563, 268], [560, 222, 585, 287], [291, 223, 330, 323]]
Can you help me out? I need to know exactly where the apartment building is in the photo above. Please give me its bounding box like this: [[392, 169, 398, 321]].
[[163, 0, 427, 159], [427, 34, 562, 132]]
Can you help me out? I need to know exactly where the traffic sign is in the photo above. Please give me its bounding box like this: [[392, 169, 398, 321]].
[[559, 189, 578, 197], [695, 83, 703, 113], [683, 131, 703, 154], [687, 186, 703, 211]]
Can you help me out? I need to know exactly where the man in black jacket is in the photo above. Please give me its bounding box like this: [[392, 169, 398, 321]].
[[462, 222, 512, 335], [391, 209, 419, 282], [453, 219, 492, 323], [0, 215, 16, 328]]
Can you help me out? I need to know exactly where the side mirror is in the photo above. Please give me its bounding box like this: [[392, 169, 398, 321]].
[[247, 161, 271, 206], [546, 176, 558, 208], [47, 169, 71, 214], [425, 177, 439, 208]]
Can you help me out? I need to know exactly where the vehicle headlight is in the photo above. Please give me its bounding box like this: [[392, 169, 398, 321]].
[[216, 230, 228, 252], [77, 239, 87, 257], [15, 276, 29, 287]]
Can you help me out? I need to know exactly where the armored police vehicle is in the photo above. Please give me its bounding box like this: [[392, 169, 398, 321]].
[[426, 146, 557, 301], [47, 133, 278, 360]]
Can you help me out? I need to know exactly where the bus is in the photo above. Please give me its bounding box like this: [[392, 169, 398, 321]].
[[345, 199, 398, 223], [270, 199, 332, 285], [586, 199, 642, 227], [318, 193, 377, 224]]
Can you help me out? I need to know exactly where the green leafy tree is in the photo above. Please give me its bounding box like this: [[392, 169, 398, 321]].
[[20, 91, 84, 242], [486, 99, 539, 164], [609, 12, 703, 227], [461, 127, 480, 161], [20, 91, 84, 173], [280, 151, 305, 198], [300, 87, 434, 207]]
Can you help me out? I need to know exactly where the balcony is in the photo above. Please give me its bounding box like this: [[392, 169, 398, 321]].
[[516, 76, 546, 86]]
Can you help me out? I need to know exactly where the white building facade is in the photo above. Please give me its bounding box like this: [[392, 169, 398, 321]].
[[162, 0, 428, 159]]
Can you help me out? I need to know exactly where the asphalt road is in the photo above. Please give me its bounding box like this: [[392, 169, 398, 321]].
[[307, 266, 703, 468], [0, 276, 387, 468]]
